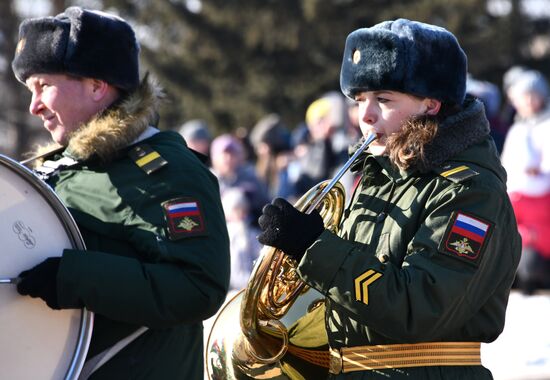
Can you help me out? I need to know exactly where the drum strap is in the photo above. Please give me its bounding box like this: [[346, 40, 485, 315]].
[[78, 326, 148, 379]]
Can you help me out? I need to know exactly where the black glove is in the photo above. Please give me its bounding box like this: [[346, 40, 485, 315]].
[[17, 257, 61, 310], [258, 198, 324, 261]]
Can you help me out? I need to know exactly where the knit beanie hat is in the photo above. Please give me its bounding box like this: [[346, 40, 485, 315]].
[[305, 98, 333, 126], [250, 113, 291, 154], [179, 119, 212, 142], [12, 7, 140, 91], [502, 65, 528, 94], [340, 19, 467, 105], [506, 69, 550, 99], [210, 134, 245, 158]]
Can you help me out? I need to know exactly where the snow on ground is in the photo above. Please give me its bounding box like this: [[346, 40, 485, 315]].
[[482, 290, 550, 380]]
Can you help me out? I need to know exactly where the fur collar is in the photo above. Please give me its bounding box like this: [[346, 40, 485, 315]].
[[30, 74, 163, 166], [350, 96, 490, 173], [421, 96, 490, 170]]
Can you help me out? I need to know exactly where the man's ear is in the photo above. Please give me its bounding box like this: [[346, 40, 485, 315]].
[[88, 79, 110, 101], [424, 98, 442, 115]]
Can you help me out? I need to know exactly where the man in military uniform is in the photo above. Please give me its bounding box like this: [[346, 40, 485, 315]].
[[258, 19, 521, 379], [12, 7, 230, 379]]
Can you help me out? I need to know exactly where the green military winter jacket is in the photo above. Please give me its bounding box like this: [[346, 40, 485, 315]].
[[35, 78, 230, 379], [298, 97, 521, 379]]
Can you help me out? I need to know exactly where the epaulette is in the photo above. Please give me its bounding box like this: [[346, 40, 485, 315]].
[[128, 143, 168, 175], [436, 163, 479, 184]]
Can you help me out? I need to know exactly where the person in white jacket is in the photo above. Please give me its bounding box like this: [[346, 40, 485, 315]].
[[501, 68, 550, 294]]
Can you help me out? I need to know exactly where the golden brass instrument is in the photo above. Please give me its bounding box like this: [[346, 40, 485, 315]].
[[206, 134, 376, 380]]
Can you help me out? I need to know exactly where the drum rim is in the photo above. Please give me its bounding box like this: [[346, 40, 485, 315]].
[[0, 154, 94, 380]]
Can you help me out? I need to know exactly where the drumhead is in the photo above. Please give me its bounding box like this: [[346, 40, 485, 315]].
[[0, 155, 93, 380]]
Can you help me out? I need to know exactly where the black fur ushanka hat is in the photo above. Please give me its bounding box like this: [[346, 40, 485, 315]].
[[12, 7, 140, 91], [340, 19, 467, 105]]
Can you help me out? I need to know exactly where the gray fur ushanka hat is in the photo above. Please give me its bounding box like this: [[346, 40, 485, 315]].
[[12, 7, 140, 91], [340, 19, 467, 105]]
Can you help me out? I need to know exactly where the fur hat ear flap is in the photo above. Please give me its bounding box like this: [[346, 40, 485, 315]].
[[340, 19, 467, 105], [12, 7, 140, 92]]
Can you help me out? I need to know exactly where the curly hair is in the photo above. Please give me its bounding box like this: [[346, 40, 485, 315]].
[[386, 114, 438, 171], [385, 102, 460, 171]]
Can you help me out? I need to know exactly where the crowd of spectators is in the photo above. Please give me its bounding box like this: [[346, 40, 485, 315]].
[[179, 70, 550, 295]]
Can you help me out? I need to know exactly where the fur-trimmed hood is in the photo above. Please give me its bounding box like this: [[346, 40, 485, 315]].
[[30, 74, 163, 165]]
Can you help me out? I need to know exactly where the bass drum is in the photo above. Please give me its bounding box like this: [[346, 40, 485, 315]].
[[0, 155, 93, 379]]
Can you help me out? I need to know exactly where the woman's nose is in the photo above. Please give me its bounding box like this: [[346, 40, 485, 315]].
[[359, 100, 377, 125]]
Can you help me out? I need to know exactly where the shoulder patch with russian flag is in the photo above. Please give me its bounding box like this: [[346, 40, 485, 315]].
[[438, 212, 493, 266], [161, 197, 207, 240]]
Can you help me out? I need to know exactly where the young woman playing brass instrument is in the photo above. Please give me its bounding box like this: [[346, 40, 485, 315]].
[[258, 19, 521, 379]]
